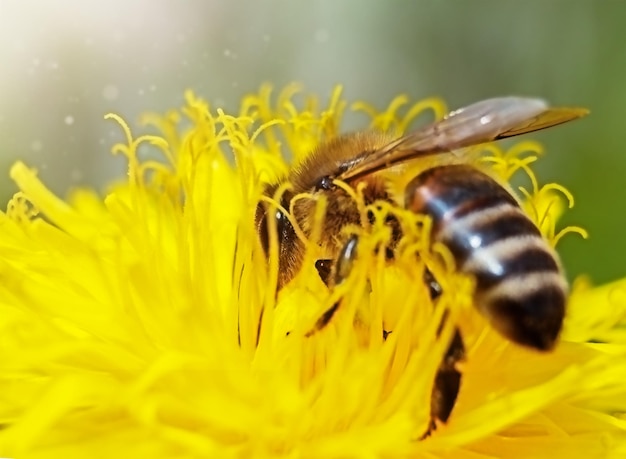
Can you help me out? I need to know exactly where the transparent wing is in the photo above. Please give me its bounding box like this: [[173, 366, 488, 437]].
[[338, 97, 589, 182]]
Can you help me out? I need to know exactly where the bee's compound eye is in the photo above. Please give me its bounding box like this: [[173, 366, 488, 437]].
[[256, 202, 289, 255], [255, 202, 271, 255], [275, 208, 285, 223], [256, 190, 297, 292], [274, 208, 291, 241]]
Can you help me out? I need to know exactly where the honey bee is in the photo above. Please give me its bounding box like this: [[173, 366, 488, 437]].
[[256, 96, 588, 431]]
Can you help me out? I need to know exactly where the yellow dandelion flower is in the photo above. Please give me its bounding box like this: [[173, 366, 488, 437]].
[[1, 85, 625, 459]]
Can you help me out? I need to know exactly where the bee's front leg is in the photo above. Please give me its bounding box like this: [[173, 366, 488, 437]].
[[307, 235, 359, 336]]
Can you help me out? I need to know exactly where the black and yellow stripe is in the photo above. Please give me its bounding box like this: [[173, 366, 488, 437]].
[[406, 164, 566, 351]]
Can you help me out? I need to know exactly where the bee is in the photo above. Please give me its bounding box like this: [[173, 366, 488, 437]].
[[256, 96, 588, 432]]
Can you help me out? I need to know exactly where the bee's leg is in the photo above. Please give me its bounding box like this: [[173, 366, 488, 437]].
[[421, 268, 466, 437], [423, 268, 443, 300], [427, 328, 464, 434], [307, 235, 359, 336], [314, 235, 464, 433], [332, 235, 359, 286]]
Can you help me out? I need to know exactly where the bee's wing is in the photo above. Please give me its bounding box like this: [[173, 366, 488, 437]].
[[338, 97, 589, 182]]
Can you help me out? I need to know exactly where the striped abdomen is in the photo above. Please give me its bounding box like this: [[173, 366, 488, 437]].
[[405, 164, 566, 350]]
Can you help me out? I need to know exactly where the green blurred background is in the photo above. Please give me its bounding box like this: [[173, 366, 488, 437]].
[[1, 1, 624, 284]]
